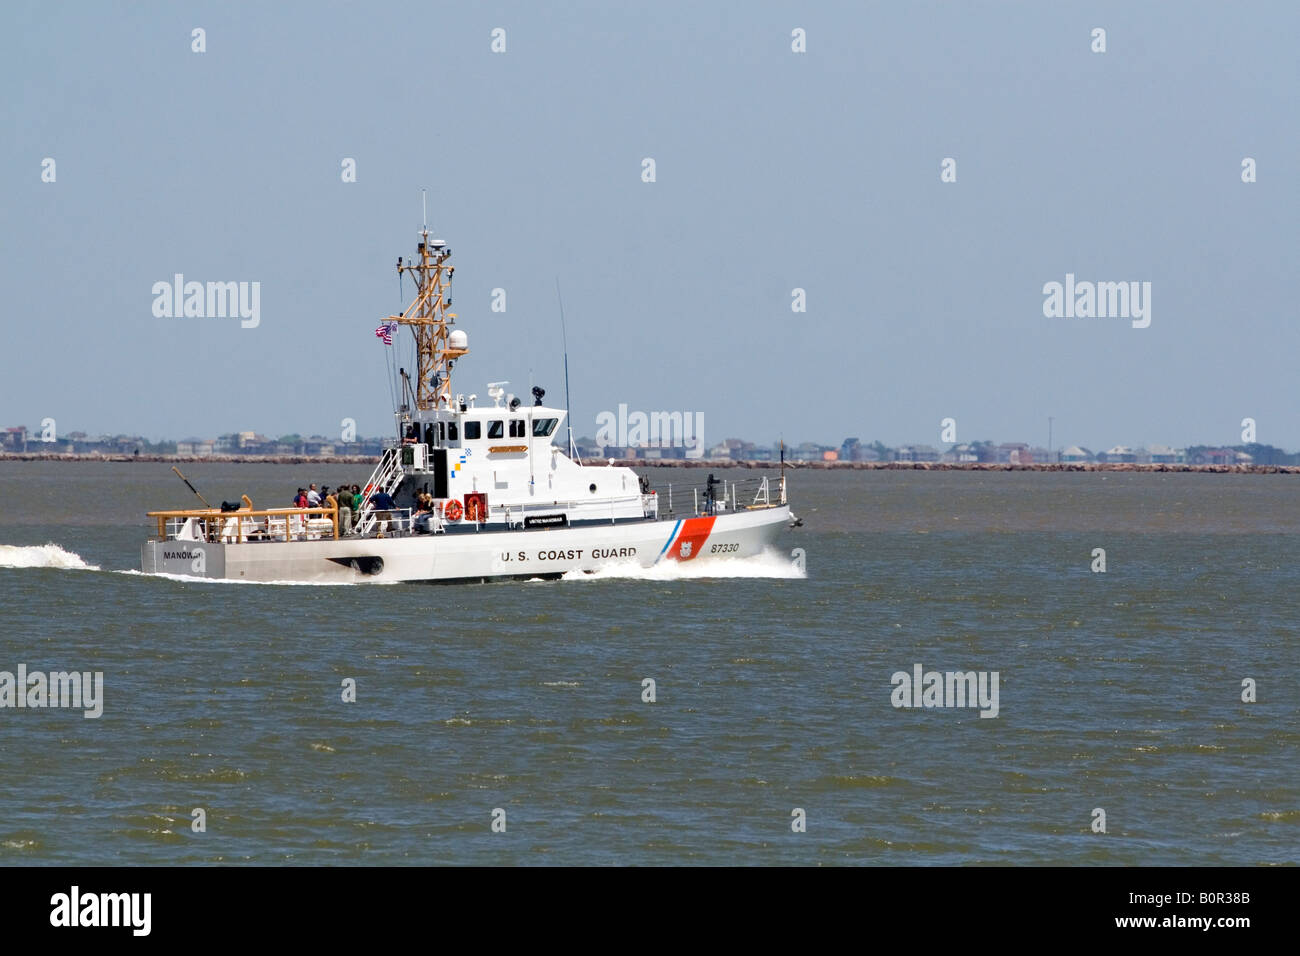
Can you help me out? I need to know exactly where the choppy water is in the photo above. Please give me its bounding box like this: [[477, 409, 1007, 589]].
[[0, 462, 1296, 865]]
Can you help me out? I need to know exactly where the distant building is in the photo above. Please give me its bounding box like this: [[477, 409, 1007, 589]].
[[1188, 448, 1231, 465], [575, 436, 605, 459], [176, 439, 215, 456], [896, 444, 940, 462], [3, 426, 27, 452], [1060, 445, 1093, 463], [103, 435, 147, 454], [1100, 445, 1136, 463], [996, 443, 1031, 464], [1142, 444, 1181, 464], [790, 442, 828, 462], [240, 434, 274, 454]]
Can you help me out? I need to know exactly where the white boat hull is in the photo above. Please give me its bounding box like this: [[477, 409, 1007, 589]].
[[141, 505, 793, 583]]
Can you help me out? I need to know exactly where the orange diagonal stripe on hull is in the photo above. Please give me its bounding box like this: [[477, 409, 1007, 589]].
[[671, 516, 717, 560]]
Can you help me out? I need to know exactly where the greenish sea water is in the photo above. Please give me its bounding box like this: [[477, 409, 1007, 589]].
[[0, 462, 1296, 864]]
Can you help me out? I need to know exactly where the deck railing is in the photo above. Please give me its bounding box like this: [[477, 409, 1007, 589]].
[[658, 474, 787, 517], [147, 474, 787, 543], [147, 506, 340, 543]]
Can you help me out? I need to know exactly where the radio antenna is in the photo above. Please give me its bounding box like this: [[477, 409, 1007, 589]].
[[556, 277, 579, 463]]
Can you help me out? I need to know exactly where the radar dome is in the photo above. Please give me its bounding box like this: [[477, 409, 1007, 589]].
[[449, 330, 468, 350]]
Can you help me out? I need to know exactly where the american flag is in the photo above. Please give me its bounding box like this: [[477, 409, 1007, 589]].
[[374, 321, 397, 345]]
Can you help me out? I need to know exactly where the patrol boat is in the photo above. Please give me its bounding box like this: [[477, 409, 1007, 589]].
[[141, 226, 794, 583]]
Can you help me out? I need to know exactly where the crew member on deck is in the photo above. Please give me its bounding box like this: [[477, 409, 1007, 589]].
[[369, 489, 396, 536]]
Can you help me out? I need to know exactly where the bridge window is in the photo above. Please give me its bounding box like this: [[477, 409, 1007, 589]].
[[447, 421, 458, 441], [532, 418, 558, 437], [488, 420, 504, 439], [509, 419, 526, 438], [464, 420, 481, 440]]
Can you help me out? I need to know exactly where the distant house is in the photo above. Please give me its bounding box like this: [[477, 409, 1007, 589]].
[[896, 444, 940, 463], [1144, 444, 1181, 464], [1100, 445, 1135, 463], [98, 435, 145, 454], [575, 436, 605, 459], [1189, 447, 1232, 465], [996, 443, 1031, 464], [240, 434, 273, 454], [2, 426, 26, 452], [176, 439, 215, 456], [1060, 445, 1093, 463]]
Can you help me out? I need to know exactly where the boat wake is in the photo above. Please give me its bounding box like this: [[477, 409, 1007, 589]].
[[0, 543, 101, 571], [561, 547, 805, 582]]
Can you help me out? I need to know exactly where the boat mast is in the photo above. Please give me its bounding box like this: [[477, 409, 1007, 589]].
[[387, 215, 466, 411]]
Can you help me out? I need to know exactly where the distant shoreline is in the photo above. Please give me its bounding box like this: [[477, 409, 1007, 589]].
[[1, 452, 1296, 474]]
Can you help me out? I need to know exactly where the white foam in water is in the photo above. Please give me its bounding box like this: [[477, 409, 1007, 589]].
[[561, 546, 805, 582], [0, 543, 100, 571]]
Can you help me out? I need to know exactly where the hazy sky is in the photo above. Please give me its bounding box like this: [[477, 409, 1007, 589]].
[[3, 1, 1297, 451]]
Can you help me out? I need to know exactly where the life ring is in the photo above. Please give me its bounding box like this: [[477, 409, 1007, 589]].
[[443, 499, 463, 522]]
